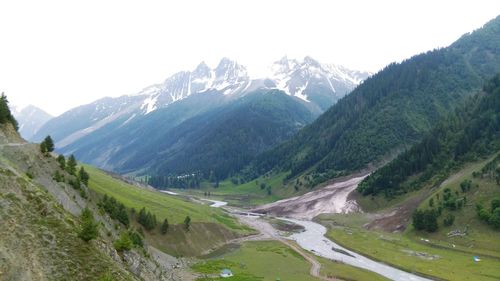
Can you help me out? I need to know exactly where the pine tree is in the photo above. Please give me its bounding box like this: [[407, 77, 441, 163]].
[[0, 93, 18, 130], [78, 166, 90, 186], [161, 218, 169, 234], [40, 142, 47, 154], [113, 232, 132, 251], [184, 216, 191, 231], [78, 208, 98, 242], [43, 135, 54, 152], [66, 154, 77, 175], [57, 155, 66, 169]]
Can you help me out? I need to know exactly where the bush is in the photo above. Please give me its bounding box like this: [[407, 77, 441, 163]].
[[128, 230, 144, 247], [114, 232, 133, 251], [489, 208, 500, 229]]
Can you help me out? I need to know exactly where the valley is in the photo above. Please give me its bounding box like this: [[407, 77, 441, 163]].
[[2, 6, 499, 281]]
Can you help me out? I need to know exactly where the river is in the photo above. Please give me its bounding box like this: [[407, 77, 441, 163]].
[[283, 218, 432, 281], [158, 188, 431, 281]]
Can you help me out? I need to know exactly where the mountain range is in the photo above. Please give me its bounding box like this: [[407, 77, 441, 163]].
[[245, 16, 500, 186], [32, 57, 370, 177]]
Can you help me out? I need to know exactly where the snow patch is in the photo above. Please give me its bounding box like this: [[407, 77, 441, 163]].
[[141, 95, 158, 114]]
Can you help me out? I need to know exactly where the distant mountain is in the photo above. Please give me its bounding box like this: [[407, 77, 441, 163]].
[[245, 16, 500, 185], [269, 56, 371, 111], [33, 57, 368, 178], [11, 105, 52, 140]]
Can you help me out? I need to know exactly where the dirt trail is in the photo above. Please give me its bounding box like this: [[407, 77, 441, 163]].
[[252, 174, 368, 219], [0, 142, 29, 148]]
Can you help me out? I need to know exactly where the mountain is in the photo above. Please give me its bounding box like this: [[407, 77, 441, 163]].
[[358, 74, 500, 197], [143, 90, 316, 180], [11, 105, 52, 140], [269, 56, 371, 111], [245, 16, 500, 185], [32, 58, 250, 145], [33, 57, 368, 178]]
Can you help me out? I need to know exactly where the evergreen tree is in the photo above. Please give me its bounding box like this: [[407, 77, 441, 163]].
[[43, 135, 54, 152], [412, 209, 425, 230], [40, 142, 47, 154], [491, 199, 500, 212], [423, 209, 439, 232], [66, 154, 77, 175], [137, 207, 156, 230], [0, 93, 18, 130], [78, 166, 90, 186], [113, 232, 132, 251], [57, 155, 66, 169], [184, 216, 191, 231], [78, 208, 98, 242], [161, 218, 169, 234], [489, 208, 500, 229]]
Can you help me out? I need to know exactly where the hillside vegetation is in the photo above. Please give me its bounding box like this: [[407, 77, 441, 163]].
[[85, 165, 254, 256], [0, 122, 136, 280], [359, 74, 500, 197], [244, 16, 500, 186]]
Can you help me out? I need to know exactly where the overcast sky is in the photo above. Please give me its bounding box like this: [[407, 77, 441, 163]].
[[1, 0, 499, 116]]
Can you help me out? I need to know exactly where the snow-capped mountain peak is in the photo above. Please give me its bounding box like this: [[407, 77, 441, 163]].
[[135, 58, 250, 114], [268, 56, 371, 106]]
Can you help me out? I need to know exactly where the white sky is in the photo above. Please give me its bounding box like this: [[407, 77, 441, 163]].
[[1, 0, 499, 116]]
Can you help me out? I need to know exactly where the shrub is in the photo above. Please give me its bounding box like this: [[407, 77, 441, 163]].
[[114, 232, 133, 251]]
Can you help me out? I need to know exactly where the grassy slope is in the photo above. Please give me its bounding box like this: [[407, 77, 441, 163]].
[[318, 158, 500, 281], [0, 149, 131, 280], [85, 165, 254, 257]]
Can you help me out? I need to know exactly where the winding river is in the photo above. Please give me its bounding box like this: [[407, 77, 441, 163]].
[[283, 218, 431, 281], [159, 189, 431, 281]]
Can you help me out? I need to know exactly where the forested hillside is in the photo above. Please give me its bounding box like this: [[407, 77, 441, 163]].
[[358, 74, 500, 197], [142, 90, 316, 182], [244, 16, 500, 184]]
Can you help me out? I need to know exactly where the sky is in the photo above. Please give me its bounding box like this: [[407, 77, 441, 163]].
[[1, 0, 499, 116]]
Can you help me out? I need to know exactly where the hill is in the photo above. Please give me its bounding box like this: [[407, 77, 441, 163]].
[[244, 16, 500, 186], [314, 75, 500, 281], [0, 96, 251, 280], [358, 74, 500, 198]]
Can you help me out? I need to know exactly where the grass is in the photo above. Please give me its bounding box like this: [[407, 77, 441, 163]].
[[0, 164, 132, 280], [85, 164, 250, 230], [317, 256, 390, 281], [192, 240, 391, 281], [409, 156, 500, 256], [85, 164, 256, 257], [179, 172, 313, 207], [317, 157, 500, 281], [192, 240, 319, 281], [324, 227, 500, 281]]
